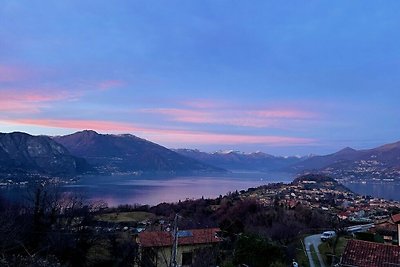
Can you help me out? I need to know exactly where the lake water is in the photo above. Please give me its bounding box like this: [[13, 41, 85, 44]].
[[0, 172, 294, 207], [2, 173, 400, 207], [343, 182, 400, 201]]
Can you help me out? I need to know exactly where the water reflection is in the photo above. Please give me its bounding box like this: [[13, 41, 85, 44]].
[[61, 173, 293, 206]]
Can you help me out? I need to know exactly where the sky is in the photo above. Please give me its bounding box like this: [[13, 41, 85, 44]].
[[1, 1, 400, 155]]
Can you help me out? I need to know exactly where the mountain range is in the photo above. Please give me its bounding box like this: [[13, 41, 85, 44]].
[[180, 142, 400, 169], [173, 149, 307, 171], [0, 130, 399, 182], [175, 142, 400, 181]]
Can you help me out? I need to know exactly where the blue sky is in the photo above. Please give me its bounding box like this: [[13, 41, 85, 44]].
[[1, 1, 399, 155]]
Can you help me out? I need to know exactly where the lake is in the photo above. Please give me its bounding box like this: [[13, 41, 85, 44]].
[[343, 182, 400, 201], [0, 172, 294, 207], [2, 173, 400, 207]]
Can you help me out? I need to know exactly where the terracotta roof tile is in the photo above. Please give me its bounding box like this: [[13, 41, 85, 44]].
[[341, 239, 400, 267], [138, 228, 222, 248], [391, 213, 400, 224], [374, 220, 398, 233]]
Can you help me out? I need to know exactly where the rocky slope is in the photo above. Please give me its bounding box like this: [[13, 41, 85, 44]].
[[0, 132, 89, 178]]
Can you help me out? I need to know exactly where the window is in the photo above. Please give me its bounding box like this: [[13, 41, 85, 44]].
[[182, 252, 193, 266]]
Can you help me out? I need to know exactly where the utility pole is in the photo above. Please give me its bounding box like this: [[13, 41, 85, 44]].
[[170, 213, 179, 267]]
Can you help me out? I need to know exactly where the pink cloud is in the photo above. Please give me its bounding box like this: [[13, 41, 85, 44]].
[[2, 118, 315, 146], [11, 118, 141, 132], [146, 131, 314, 145], [141, 106, 318, 128], [0, 89, 77, 113]]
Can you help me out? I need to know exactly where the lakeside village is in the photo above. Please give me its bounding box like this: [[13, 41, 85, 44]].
[[321, 158, 400, 183], [129, 174, 400, 266], [1, 173, 400, 266]]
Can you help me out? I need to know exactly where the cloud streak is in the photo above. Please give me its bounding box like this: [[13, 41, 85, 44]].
[[141, 104, 318, 128], [2, 118, 315, 146], [0, 89, 75, 113]]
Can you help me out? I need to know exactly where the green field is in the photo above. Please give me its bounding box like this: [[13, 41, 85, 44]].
[[310, 245, 321, 266], [96, 211, 156, 223], [293, 237, 310, 267], [319, 236, 348, 265]]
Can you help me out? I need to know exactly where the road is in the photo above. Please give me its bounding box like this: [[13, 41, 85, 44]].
[[304, 234, 326, 267]]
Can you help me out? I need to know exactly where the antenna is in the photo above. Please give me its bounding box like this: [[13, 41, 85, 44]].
[[170, 213, 179, 267]]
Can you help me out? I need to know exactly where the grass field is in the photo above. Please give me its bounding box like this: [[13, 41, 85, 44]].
[[96, 211, 156, 223], [319, 236, 348, 265], [294, 237, 310, 267], [310, 245, 321, 266]]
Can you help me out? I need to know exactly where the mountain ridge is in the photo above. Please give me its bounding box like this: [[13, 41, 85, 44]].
[[173, 148, 307, 171], [54, 130, 224, 174]]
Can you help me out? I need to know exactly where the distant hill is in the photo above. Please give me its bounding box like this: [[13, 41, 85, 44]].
[[291, 141, 400, 170], [291, 141, 400, 182], [290, 147, 360, 171], [54, 130, 224, 173], [173, 149, 307, 171], [0, 132, 89, 179], [292, 173, 352, 193]]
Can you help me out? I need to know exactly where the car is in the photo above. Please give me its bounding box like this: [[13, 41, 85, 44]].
[[320, 231, 336, 241]]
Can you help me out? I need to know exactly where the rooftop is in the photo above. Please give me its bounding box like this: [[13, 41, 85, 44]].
[[138, 228, 222, 248], [341, 239, 400, 267], [391, 213, 400, 224]]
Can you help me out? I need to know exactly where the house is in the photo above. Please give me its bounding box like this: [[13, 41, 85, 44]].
[[369, 216, 399, 245], [392, 213, 400, 246], [340, 239, 400, 267], [137, 228, 222, 267]]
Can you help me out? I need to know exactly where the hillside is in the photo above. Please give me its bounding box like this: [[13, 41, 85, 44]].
[[0, 132, 89, 179], [292, 173, 352, 193], [54, 130, 224, 173]]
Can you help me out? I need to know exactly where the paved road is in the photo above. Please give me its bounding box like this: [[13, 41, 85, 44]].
[[304, 234, 326, 267]]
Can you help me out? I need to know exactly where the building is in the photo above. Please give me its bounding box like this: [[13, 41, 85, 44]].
[[369, 216, 399, 245], [340, 239, 400, 267], [137, 228, 222, 267], [392, 213, 400, 246]]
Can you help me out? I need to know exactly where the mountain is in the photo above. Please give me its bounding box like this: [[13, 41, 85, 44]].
[[291, 141, 400, 182], [290, 146, 360, 171], [53, 130, 224, 173], [173, 149, 306, 171], [0, 132, 89, 179]]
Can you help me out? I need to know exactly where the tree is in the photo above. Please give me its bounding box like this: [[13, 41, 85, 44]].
[[233, 234, 285, 267]]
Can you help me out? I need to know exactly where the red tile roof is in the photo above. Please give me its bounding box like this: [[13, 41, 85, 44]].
[[391, 213, 400, 224], [341, 239, 400, 267], [138, 228, 222, 248]]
